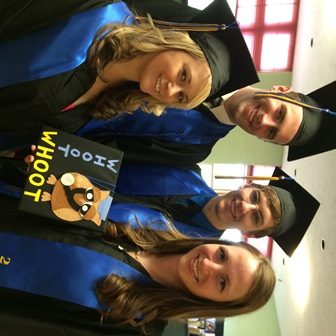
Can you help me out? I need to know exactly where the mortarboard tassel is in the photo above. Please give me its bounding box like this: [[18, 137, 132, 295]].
[[254, 92, 336, 116], [135, 16, 241, 32], [214, 175, 294, 181]]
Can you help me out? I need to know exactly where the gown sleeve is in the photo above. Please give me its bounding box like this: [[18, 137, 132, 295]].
[[0, 0, 114, 39], [0, 0, 199, 40], [99, 136, 215, 169], [0, 287, 167, 336]]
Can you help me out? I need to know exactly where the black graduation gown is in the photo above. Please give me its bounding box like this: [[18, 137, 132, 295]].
[[0, 60, 215, 167], [0, 61, 95, 138], [0, 194, 167, 336], [0, 0, 215, 168], [0, 1, 197, 40]]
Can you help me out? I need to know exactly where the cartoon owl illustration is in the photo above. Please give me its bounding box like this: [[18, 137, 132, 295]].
[[41, 173, 111, 226]]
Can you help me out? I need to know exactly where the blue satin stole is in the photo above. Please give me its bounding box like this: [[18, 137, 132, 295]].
[[113, 166, 221, 237], [0, 1, 133, 87], [116, 164, 217, 196], [108, 202, 221, 237], [0, 1, 133, 150], [0, 231, 153, 309], [179, 194, 221, 234], [76, 108, 235, 144]]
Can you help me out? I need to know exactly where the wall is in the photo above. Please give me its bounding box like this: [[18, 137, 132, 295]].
[[162, 296, 280, 336], [224, 295, 281, 336], [203, 72, 292, 166]]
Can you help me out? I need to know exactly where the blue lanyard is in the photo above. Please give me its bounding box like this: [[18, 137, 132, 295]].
[[0, 231, 153, 309]]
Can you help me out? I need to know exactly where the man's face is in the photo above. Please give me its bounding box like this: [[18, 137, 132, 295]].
[[203, 187, 275, 233], [224, 86, 303, 144]]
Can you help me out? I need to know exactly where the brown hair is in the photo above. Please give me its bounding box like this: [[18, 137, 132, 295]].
[[97, 222, 275, 333], [285, 91, 301, 100]]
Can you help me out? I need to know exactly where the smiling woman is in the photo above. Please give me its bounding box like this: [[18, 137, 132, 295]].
[[99, 223, 276, 324], [88, 21, 212, 118], [0, 191, 275, 336], [177, 244, 258, 302], [0, 0, 257, 146], [138, 50, 211, 108]]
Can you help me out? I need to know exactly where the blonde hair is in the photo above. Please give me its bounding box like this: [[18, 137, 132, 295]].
[[97, 222, 275, 334], [88, 20, 211, 119]]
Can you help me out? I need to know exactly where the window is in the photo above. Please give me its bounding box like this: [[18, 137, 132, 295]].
[[200, 163, 247, 194], [235, 0, 300, 71], [188, 0, 300, 71]]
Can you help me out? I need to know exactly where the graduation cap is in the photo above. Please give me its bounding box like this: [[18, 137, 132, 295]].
[[287, 81, 336, 161], [268, 167, 320, 256], [138, 0, 259, 100], [255, 81, 336, 161], [188, 0, 259, 99]]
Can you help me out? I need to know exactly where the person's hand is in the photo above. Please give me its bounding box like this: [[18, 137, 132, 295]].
[[24, 145, 36, 169]]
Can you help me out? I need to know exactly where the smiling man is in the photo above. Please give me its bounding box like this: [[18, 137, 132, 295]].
[[202, 185, 279, 234], [223, 86, 303, 144], [160, 184, 282, 240], [65, 81, 336, 171], [109, 165, 319, 256], [0, 159, 319, 257], [212, 80, 336, 162]]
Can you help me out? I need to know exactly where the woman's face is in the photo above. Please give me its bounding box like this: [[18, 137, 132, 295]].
[[139, 50, 211, 106], [177, 244, 258, 302]]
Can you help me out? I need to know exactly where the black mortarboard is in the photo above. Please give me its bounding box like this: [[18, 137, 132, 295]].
[[135, 0, 259, 100], [269, 167, 320, 256], [287, 81, 336, 161], [188, 0, 259, 99]]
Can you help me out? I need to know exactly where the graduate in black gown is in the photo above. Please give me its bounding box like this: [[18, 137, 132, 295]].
[[0, 0, 258, 171], [2, 1, 334, 168], [0, 192, 275, 336]]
